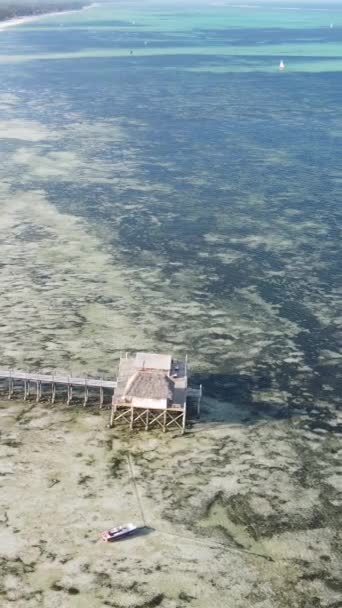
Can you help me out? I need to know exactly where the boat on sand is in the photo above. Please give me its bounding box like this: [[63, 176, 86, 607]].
[[101, 523, 137, 542]]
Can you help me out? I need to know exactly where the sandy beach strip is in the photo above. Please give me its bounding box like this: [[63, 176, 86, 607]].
[[0, 3, 96, 31]]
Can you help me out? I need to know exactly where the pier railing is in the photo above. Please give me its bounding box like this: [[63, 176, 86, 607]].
[[0, 368, 117, 407]]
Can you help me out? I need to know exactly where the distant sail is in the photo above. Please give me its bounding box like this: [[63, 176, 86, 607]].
[[279, 60, 285, 71]]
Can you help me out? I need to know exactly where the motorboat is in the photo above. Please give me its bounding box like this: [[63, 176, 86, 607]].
[[101, 523, 137, 542]]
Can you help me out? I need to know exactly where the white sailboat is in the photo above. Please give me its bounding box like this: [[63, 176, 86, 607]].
[[279, 60, 285, 71]]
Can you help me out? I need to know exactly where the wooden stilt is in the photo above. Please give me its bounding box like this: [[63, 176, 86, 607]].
[[36, 381, 41, 402], [197, 384, 202, 418], [110, 402, 117, 427], [108, 403, 188, 435], [111, 405, 131, 425], [182, 401, 187, 435], [51, 382, 56, 404], [83, 380, 88, 407], [148, 410, 166, 430], [0, 369, 116, 408], [67, 380, 73, 406], [8, 374, 13, 400], [129, 408, 147, 428], [166, 412, 184, 430]]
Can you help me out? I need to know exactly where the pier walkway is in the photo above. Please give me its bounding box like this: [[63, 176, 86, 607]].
[[0, 368, 117, 407]]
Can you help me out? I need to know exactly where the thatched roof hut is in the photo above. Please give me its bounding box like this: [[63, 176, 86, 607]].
[[123, 371, 174, 401]]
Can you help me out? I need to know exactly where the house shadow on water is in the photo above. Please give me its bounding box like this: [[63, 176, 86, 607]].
[[187, 371, 291, 431], [188, 370, 341, 435]]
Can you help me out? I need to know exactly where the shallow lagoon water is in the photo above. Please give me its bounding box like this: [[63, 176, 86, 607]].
[[0, 1, 341, 410], [0, 4, 341, 605]]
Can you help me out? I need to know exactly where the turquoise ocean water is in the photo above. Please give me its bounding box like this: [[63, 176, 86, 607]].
[[0, 1, 341, 416]]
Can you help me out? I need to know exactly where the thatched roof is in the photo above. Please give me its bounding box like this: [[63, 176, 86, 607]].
[[123, 371, 174, 401]]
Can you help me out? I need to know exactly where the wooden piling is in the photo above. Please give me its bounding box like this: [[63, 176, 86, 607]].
[[67, 381, 73, 406], [51, 382, 56, 404], [182, 401, 187, 434], [36, 380, 41, 403], [0, 368, 116, 407], [8, 374, 13, 400], [83, 379, 88, 407], [197, 384, 202, 418]]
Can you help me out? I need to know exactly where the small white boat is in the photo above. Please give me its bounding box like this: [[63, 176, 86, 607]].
[[279, 60, 285, 71], [101, 523, 137, 542]]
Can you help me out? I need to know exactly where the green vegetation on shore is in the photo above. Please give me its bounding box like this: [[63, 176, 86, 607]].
[[0, 0, 86, 22]]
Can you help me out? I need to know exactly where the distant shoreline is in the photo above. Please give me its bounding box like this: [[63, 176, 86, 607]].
[[0, 2, 96, 31]]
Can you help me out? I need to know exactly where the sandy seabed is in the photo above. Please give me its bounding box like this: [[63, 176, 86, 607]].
[[0, 397, 341, 608]]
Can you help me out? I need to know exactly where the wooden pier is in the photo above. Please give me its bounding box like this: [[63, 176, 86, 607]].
[[0, 369, 116, 407], [0, 352, 202, 434]]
